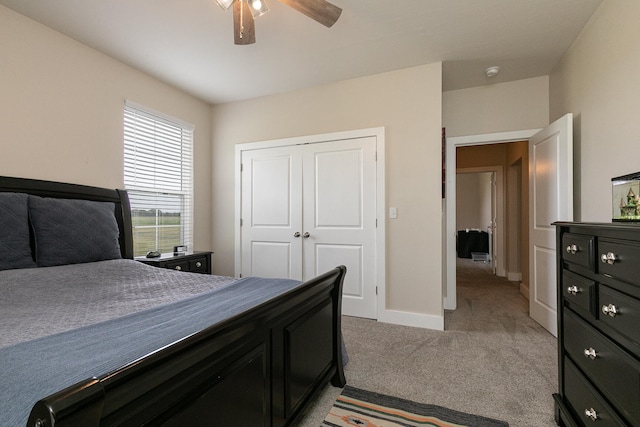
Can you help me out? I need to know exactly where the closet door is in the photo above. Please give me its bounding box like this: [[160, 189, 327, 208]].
[[240, 137, 378, 319], [240, 146, 303, 279], [302, 137, 377, 319]]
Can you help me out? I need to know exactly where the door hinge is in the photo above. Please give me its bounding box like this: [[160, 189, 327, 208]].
[[240, 218, 243, 227], [375, 286, 378, 295], [376, 218, 378, 227], [240, 163, 243, 172]]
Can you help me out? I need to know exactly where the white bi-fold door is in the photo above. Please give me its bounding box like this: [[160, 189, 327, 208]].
[[240, 136, 377, 319]]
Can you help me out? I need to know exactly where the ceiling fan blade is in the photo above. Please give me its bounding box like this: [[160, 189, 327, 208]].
[[233, 0, 256, 45], [278, 0, 342, 28]]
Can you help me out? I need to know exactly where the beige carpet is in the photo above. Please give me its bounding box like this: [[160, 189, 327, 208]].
[[297, 258, 558, 427]]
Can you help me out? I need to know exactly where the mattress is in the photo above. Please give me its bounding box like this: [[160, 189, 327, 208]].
[[0, 259, 235, 348], [0, 260, 303, 426]]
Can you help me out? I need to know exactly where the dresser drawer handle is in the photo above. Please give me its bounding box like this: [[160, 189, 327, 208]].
[[583, 347, 597, 360], [601, 303, 618, 318], [585, 408, 598, 421], [195, 261, 202, 268], [567, 285, 579, 295], [175, 265, 182, 271], [566, 244, 578, 254], [600, 252, 618, 265]]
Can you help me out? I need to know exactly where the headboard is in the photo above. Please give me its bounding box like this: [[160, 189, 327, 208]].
[[0, 176, 133, 259]]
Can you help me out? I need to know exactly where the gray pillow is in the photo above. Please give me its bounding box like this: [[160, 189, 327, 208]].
[[29, 195, 122, 267], [0, 193, 37, 270]]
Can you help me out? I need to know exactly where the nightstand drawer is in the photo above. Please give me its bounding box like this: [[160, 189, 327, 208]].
[[563, 310, 640, 425], [564, 358, 626, 426], [562, 233, 594, 270], [165, 259, 190, 272], [189, 256, 209, 273]]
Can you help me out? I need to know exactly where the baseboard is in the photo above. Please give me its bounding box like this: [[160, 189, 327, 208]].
[[520, 282, 529, 300], [507, 271, 522, 282], [377, 309, 444, 331]]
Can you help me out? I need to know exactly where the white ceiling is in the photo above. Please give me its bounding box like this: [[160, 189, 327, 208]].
[[1, 0, 602, 104]]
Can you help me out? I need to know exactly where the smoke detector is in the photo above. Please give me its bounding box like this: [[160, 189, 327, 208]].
[[485, 66, 500, 78]]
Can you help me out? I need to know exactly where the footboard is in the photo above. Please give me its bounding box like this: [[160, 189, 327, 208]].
[[27, 266, 346, 427]]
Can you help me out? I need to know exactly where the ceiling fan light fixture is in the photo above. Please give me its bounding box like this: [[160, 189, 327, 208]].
[[215, 0, 234, 11], [251, 0, 269, 18], [485, 66, 500, 78]]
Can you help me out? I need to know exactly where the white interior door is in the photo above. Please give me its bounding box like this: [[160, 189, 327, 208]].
[[303, 137, 377, 319], [241, 146, 303, 279], [529, 113, 573, 336]]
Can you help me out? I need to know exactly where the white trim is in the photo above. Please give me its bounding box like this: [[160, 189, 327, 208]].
[[507, 271, 522, 282], [444, 129, 540, 311], [235, 127, 386, 321], [378, 309, 444, 331]]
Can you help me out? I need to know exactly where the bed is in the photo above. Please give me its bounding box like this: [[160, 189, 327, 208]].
[[0, 176, 346, 427]]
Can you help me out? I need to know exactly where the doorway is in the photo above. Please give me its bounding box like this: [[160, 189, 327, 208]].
[[444, 130, 538, 311]]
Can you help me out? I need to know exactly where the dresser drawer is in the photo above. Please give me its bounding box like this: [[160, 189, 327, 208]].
[[598, 285, 640, 347], [598, 238, 640, 286], [562, 233, 594, 270], [563, 310, 640, 425], [563, 270, 595, 317], [564, 358, 627, 426]]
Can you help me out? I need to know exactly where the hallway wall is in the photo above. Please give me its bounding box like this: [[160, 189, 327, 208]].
[[456, 172, 492, 231]]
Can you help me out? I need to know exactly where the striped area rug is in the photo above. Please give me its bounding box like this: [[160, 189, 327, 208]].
[[323, 386, 509, 427]]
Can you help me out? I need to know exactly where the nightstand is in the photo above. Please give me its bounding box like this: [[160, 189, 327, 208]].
[[135, 251, 212, 274]]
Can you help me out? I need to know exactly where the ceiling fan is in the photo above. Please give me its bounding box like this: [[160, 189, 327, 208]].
[[214, 0, 342, 45]]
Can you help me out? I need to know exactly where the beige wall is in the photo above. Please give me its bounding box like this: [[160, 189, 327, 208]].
[[550, 0, 640, 221], [443, 76, 550, 137], [456, 172, 492, 231], [211, 64, 444, 321], [0, 5, 213, 251]]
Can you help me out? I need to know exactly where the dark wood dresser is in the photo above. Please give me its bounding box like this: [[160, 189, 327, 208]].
[[554, 222, 640, 426]]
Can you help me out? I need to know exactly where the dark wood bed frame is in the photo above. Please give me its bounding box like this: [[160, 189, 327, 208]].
[[0, 176, 346, 427]]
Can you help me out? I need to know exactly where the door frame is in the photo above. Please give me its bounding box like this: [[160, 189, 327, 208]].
[[445, 129, 540, 310], [234, 127, 386, 319]]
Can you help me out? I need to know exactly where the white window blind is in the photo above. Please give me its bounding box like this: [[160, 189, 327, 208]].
[[124, 102, 194, 257]]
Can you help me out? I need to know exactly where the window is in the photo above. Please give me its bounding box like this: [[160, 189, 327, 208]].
[[124, 101, 194, 257]]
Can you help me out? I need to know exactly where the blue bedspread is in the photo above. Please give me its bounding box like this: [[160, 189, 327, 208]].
[[0, 276, 302, 427]]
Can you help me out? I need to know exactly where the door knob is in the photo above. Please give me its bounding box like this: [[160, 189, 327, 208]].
[[303, 232, 310, 238], [293, 232, 301, 238]]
